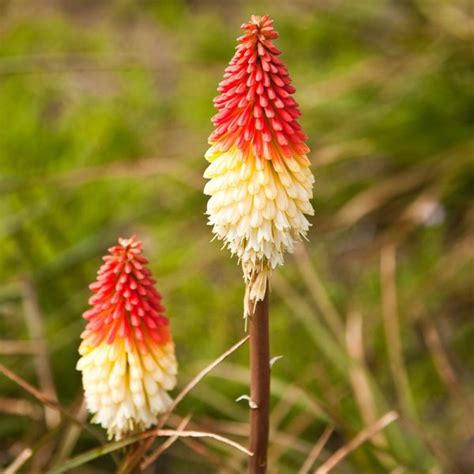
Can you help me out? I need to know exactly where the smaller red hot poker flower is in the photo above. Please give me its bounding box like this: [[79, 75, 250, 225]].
[[77, 236, 177, 440]]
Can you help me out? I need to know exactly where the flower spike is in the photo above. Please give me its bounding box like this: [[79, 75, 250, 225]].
[[77, 236, 177, 440], [204, 15, 315, 317]]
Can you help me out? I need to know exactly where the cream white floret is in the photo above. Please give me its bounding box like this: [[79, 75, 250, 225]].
[[204, 144, 314, 315], [77, 338, 177, 440]]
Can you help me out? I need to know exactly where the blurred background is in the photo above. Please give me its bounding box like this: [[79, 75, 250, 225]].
[[0, 0, 473, 472]]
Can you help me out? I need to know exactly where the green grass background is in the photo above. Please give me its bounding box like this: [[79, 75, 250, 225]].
[[0, 0, 473, 472]]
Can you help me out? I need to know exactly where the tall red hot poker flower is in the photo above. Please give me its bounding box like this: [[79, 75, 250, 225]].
[[204, 15, 314, 316], [77, 236, 177, 440]]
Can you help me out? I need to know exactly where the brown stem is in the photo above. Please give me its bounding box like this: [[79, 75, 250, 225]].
[[248, 288, 270, 474]]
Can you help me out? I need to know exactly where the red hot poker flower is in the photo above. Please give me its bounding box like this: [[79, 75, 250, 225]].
[[77, 236, 177, 440], [204, 15, 314, 316]]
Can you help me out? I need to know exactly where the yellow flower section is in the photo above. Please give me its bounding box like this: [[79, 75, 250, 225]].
[[77, 336, 177, 440], [204, 143, 314, 314]]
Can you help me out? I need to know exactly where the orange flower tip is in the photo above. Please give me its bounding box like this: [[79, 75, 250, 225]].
[[77, 236, 178, 440]]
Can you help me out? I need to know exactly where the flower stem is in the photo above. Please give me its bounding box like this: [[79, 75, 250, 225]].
[[248, 287, 270, 473]]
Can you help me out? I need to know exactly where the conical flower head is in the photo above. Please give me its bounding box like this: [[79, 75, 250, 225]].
[[204, 15, 314, 314], [77, 236, 177, 440]]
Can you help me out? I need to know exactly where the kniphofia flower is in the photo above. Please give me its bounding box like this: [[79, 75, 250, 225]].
[[204, 15, 314, 316], [77, 236, 177, 440]]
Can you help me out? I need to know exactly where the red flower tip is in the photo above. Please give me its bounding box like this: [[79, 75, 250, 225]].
[[209, 15, 309, 161], [82, 236, 171, 351], [240, 15, 279, 41]]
